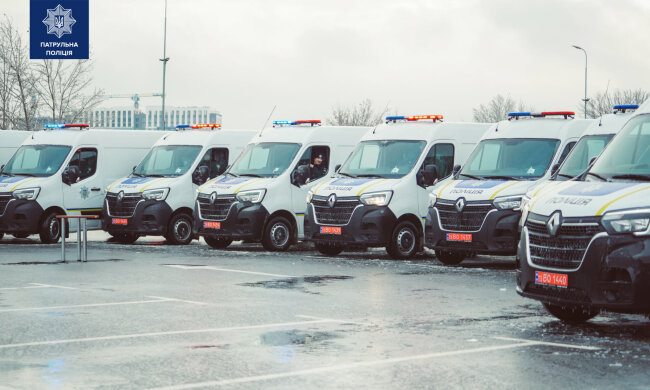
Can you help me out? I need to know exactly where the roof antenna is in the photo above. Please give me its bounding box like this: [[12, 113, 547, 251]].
[[259, 105, 276, 138]]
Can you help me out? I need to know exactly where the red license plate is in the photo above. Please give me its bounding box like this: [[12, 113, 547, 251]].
[[446, 233, 472, 242], [535, 271, 568, 288], [112, 218, 128, 225], [204, 221, 221, 229], [320, 226, 342, 235]]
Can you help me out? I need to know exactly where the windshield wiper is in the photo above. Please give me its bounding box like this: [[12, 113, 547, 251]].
[[131, 172, 144, 177], [226, 172, 239, 177], [239, 173, 262, 178], [611, 174, 650, 182], [557, 173, 575, 179], [459, 173, 483, 180], [586, 172, 609, 182], [356, 174, 383, 178], [483, 175, 519, 180], [145, 174, 167, 178], [338, 172, 356, 178], [12, 173, 37, 177], [0, 172, 14, 177]]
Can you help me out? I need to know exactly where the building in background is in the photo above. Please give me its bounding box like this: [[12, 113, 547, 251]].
[[82, 106, 222, 130]]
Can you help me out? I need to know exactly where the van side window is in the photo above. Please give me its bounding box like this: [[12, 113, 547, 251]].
[[557, 141, 576, 165], [196, 148, 230, 179], [295, 146, 330, 183], [68, 148, 97, 181], [423, 143, 455, 179]]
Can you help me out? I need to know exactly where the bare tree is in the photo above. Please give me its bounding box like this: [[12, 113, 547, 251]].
[[472, 94, 534, 123], [0, 18, 39, 130], [36, 59, 104, 124], [582, 88, 649, 118], [327, 99, 390, 126]]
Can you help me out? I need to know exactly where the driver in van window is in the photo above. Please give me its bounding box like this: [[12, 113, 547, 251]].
[[309, 153, 327, 181]]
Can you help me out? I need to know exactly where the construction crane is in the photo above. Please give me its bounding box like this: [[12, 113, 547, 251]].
[[103, 93, 163, 110]]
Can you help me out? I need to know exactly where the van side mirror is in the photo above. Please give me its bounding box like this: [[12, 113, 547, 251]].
[[423, 164, 438, 186], [0, 164, 4, 173], [291, 164, 309, 187], [452, 164, 461, 178], [62, 166, 80, 185], [335, 164, 341, 173], [132, 165, 137, 172], [193, 165, 210, 185], [550, 163, 560, 178], [588, 156, 597, 167]]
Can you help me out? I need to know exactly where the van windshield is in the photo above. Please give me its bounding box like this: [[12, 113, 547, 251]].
[[338, 140, 426, 179], [2, 145, 71, 177], [556, 135, 614, 180], [588, 115, 650, 181], [228, 142, 301, 178], [133, 145, 202, 177], [460, 138, 560, 180]]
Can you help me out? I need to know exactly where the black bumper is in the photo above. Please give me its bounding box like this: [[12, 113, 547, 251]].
[[194, 202, 269, 241], [425, 207, 520, 255], [517, 232, 650, 314], [102, 199, 173, 235], [0, 200, 43, 234], [303, 204, 397, 247]]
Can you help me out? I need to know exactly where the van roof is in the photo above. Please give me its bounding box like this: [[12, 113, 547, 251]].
[[252, 125, 370, 146], [481, 117, 593, 141], [153, 128, 257, 147], [20, 128, 166, 148], [361, 121, 492, 143], [581, 111, 635, 137]]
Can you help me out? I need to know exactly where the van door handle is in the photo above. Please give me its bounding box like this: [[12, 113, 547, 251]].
[[91, 187, 101, 191]]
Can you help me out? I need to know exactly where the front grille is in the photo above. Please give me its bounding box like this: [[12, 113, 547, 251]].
[[526, 217, 604, 270], [0, 193, 11, 215], [106, 192, 142, 217], [312, 195, 361, 225], [435, 200, 494, 232], [197, 194, 236, 220]]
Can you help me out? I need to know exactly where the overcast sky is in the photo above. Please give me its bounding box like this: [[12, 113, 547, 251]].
[[6, 0, 650, 128]]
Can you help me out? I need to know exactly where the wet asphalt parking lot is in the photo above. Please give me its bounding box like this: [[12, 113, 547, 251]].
[[1, 234, 649, 389]]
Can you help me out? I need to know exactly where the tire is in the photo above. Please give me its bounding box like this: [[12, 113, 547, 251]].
[[204, 236, 233, 249], [315, 242, 344, 256], [165, 213, 193, 245], [386, 221, 420, 259], [113, 232, 140, 244], [39, 211, 61, 244], [436, 249, 465, 265], [543, 303, 599, 324], [13, 233, 30, 239], [0, 233, 3, 241], [262, 216, 293, 251]]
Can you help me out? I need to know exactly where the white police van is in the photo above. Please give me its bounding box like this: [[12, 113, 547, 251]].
[[0, 124, 165, 243], [194, 120, 369, 251], [517, 101, 650, 323], [0, 130, 30, 167], [102, 124, 255, 244], [426, 111, 593, 265], [304, 115, 491, 259]]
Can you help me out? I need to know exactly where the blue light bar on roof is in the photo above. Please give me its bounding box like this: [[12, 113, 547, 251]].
[[507, 112, 531, 117], [175, 124, 190, 128], [385, 116, 406, 121], [613, 104, 639, 113], [44, 124, 65, 128]]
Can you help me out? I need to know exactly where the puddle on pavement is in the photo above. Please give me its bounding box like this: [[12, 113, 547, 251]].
[[188, 344, 229, 349], [3, 258, 126, 265], [260, 329, 340, 346], [240, 275, 353, 294]]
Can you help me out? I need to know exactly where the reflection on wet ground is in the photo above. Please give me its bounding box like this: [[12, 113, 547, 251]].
[[240, 275, 354, 294]]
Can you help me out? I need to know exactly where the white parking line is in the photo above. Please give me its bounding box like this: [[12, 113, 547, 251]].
[[295, 314, 372, 326], [492, 336, 600, 351], [150, 337, 599, 390], [147, 296, 209, 306], [0, 319, 340, 350], [0, 297, 174, 313], [0, 283, 76, 291], [164, 264, 292, 278]]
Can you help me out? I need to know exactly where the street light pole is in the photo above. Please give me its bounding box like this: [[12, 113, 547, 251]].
[[159, 0, 169, 130], [572, 45, 588, 119]]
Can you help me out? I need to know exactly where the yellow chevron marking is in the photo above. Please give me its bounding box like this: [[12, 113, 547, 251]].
[[436, 180, 457, 199], [10, 178, 36, 191], [356, 179, 389, 196], [234, 178, 265, 194], [596, 185, 650, 216], [489, 181, 522, 200]]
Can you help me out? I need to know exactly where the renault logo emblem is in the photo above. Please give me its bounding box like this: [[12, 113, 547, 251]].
[[327, 194, 337, 208], [209, 191, 218, 205], [117, 191, 124, 203], [546, 211, 562, 236], [455, 197, 466, 212]]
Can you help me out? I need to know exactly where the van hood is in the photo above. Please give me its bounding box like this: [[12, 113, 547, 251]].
[[199, 176, 274, 196], [0, 176, 44, 192], [107, 176, 174, 194], [529, 181, 650, 217], [435, 180, 536, 202], [312, 177, 399, 197]]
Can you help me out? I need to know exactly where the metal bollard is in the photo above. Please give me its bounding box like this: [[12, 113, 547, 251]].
[[77, 218, 81, 261], [83, 218, 88, 262], [60, 218, 66, 262]]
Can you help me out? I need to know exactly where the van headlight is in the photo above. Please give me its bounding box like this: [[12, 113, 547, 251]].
[[601, 209, 650, 235], [519, 196, 531, 229], [12, 187, 40, 200], [306, 190, 314, 203], [360, 190, 392, 207], [428, 192, 437, 208], [493, 196, 522, 210], [236, 189, 266, 204], [142, 188, 169, 201]]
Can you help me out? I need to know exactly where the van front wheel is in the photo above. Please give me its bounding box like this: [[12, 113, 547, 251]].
[[39, 211, 61, 244], [262, 216, 293, 251], [166, 213, 193, 245], [387, 221, 419, 259], [543, 303, 599, 323], [204, 236, 233, 249], [315, 242, 344, 256], [436, 249, 465, 265]]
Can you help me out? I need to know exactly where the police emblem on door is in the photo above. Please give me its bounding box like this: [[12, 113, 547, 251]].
[[327, 194, 337, 208], [455, 198, 466, 212]]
